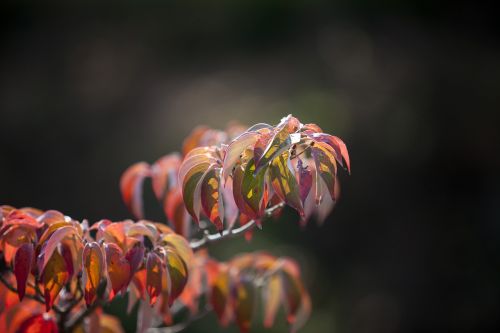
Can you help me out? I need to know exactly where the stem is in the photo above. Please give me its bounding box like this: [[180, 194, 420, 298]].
[[190, 202, 285, 250], [0, 271, 45, 304]]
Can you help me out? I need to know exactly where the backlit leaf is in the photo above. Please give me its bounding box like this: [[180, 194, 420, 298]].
[[42, 249, 69, 311], [200, 166, 224, 231], [17, 314, 58, 333], [165, 248, 188, 305], [120, 162, 150, 219], [151, 153, 182, 202], [222, 132, 259, 181], [40, 226, 78, 273], [146, 251, 163, 306], [159, 233, 194, 269], [105, 243, 131, 299], [181, 161, 212, 223], [311, 142, 338, 201], [242, 159, 269, 218], [254, 115, 301, 173], [83, 242, 104, 307], [14, 243, 34, 301], [165, 188, 191, 237], [297, 158, 312, 204], [269, 151, 303, 216]]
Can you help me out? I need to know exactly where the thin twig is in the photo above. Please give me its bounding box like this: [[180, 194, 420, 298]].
[[190, 202, 285, 250]]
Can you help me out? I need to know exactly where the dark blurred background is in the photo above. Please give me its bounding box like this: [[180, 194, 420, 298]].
[[1, 1, 500, 333]]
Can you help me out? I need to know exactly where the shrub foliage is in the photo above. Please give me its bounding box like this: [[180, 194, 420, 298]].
[[0, 115, 349, 333]]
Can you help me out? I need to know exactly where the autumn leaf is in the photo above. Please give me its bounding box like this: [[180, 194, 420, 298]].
[[262, 273, 282, 328], [297, 158, 312, 204], [211, 265, 231, 326], [311, 141, 338, 201], [42, 249, 69, 311], [254, 115, 301, 174], [269, 151, 303, 216], [150, 153, 182, 202], [120, 162, 150, 219], [232, 275, 256, 333], [17, 314, 58, 333], [200, 166, 224, 231], [83, 242, 104, 307], [105, 243, 131, 300], [146, 251, 163, 306], [13, 243, 33, 301], [165, 188, 191, 237], [165, 248, 188, 305], [222, 131, 259, 181]]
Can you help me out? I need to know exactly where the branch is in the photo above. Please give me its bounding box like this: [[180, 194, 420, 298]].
[[190, 202, 285, 250], [0, 272, 45, 304]]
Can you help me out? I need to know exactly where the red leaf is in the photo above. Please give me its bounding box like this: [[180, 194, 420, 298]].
[[17, 314, 58, 333], [151, 153, 182, 201], [14, 243, 33, 301], [125, 243, 145, 278], [165, 188, 191, 237], [297, 158, 312, 204], [120, 162, 150, 219], [105, 243, 131, 300]]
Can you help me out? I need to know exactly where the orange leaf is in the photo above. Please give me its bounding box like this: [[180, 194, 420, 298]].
[[146, 252, 163, 306], [42, 249, 69, 311], [120, 162, 150, 219], [105, 243, 131, 300], [83, 242, 104, 307]]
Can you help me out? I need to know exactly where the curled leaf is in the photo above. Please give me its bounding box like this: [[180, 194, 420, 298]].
[[165, 188, 191, 237], [222, 132, 259, 181], [120, 162, 150, 219], [151, 153, 182, 202]]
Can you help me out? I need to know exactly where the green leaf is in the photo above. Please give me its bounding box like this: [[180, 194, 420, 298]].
[[269, 151, 303, 216], [165, 248, 188, 305], [311, 142, 338, 202], [200, 166, 224, 231]]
